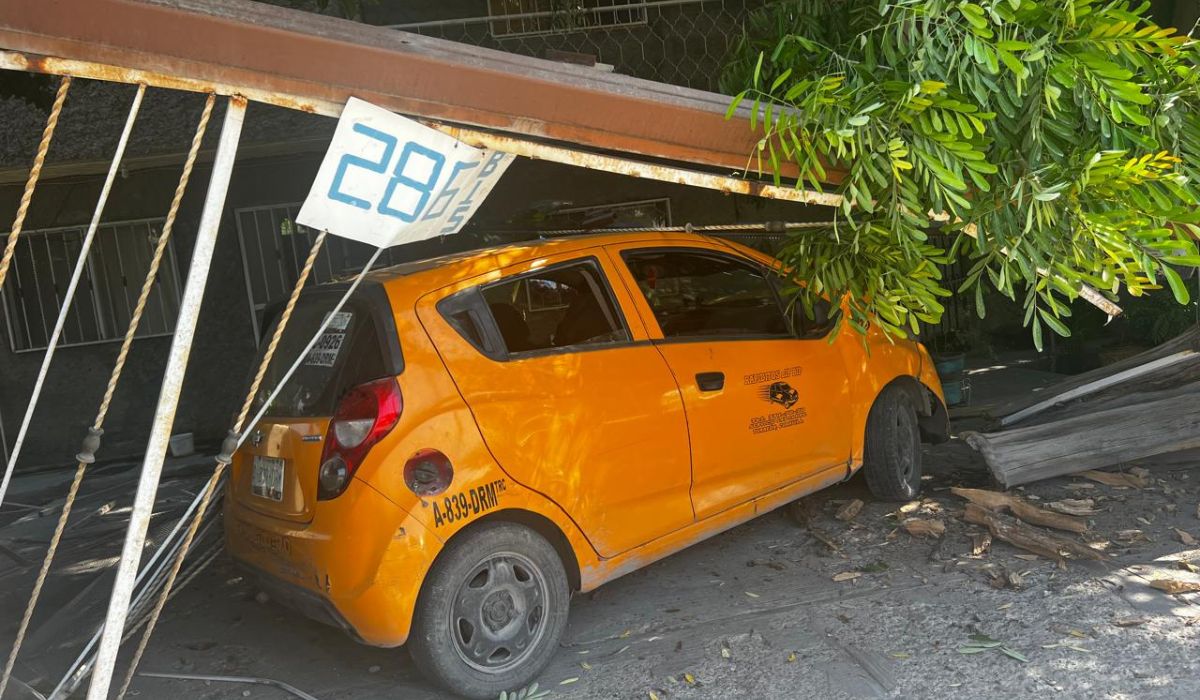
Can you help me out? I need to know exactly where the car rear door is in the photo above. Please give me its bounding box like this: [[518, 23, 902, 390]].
[[606, 242, 853, 520], [417, 250, 694, 557]]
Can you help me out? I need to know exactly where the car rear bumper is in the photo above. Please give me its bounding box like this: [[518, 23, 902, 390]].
[[224, 477, 441, 647]]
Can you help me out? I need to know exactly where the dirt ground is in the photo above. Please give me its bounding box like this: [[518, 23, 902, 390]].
[[118, 437, 1200, 700], [3, 365, 1200, 699]]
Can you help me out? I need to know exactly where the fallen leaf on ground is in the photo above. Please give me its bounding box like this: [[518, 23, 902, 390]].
[[787, 652, 797, 663], [889, 651, 910, 659], [836, 498, 864, 521], [683, 673, 695, 685], [1175, 528, 1198, 546], [1046, 498, 1098, 517], [1113, 617, 1149, 627], [1150, 579, 1200, 595], [833, 571, 862, 582], [1136, 516, 1153, 526], [1179, 561, 1199, 573], [580, 661, 592, 670], [560, 678, 579, 685], [1079, 470, 1147, 489], [744, 591, 760, 598], [649, 692, 660, 700], [899, 501, 921, 514], [1013, 553, 1039, 561], [902, 518, 945, 538]]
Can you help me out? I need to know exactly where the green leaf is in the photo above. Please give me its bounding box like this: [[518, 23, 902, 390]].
[[771, 67, 794, 92], [753, 52, 764, 88], [1161, 264, 1191, 305], [725, 91, 747, 121]]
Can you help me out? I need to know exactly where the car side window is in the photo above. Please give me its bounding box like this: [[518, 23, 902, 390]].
[[622, 249, 790, 339], [479, 259, 629, 355]]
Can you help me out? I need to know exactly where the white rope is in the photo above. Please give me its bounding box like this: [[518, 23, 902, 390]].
[[0, 84, 146, 510]]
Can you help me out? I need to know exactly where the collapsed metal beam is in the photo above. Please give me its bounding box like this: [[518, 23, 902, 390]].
[[0, 0, 789, 178], [0, 49, 839, 208]]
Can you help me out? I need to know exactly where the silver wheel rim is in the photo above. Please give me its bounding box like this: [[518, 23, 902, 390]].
[[449, 551, 549, 674]]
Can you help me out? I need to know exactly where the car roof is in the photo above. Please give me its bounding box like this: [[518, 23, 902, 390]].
[[361, 231, 768, 290]]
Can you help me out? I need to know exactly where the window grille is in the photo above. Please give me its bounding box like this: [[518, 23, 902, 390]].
[[1, 219, 183, 352], [487, 0, 648, 38]]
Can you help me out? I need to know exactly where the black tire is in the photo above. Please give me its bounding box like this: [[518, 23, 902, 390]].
[[408, 522, 570, 699], [862, 386, 923, 501]]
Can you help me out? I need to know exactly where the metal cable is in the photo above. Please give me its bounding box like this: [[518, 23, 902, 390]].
[[0, 92, 214, 700], [0, 76, 70, 292], [534, 221, 835, 236], [115, 229, 330, 700]]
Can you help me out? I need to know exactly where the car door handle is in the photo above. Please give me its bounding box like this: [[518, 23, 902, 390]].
[[696, 372, 725, 392]]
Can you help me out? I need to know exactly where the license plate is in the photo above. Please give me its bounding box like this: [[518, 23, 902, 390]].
[[251, 456, 285, 502]]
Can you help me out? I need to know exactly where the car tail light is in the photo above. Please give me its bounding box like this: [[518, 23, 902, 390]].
[[318, 378, 402, 499]]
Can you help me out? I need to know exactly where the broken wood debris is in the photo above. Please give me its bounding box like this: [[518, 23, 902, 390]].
[[962, 504, 1105, 565], [901, 518, 945, 538], [951, 487, 1088, 533], [1045, 499, 1099, 517], [1148, 579, 1200, 595], [963, 326, 1200, 487], [1079, 470, 1149, 489]]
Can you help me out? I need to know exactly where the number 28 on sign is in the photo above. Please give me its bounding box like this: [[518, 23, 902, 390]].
[[297, 97, 514, 248]]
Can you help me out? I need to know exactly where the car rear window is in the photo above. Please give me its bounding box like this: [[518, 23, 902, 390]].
[[250, 295, 391, 418], [479, 259, 629, 354]]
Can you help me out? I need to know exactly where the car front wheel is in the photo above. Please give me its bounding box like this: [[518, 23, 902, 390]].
[[862, 386, 923, 501], [408, 522, 569, 699]]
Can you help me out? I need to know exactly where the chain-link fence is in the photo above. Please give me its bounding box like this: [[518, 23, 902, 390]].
[[390, 0, 764, 93]]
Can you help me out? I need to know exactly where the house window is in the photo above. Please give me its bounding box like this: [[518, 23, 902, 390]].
[[1, 219, 183, 353], [234, 203, 405, 342], [488, 0, 648, 38]]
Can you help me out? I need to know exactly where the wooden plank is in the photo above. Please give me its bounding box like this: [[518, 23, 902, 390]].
[[964, 385, 1200, 487]]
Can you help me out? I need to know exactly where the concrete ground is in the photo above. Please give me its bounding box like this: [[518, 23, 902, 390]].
[[3, 361, 1199, 699]]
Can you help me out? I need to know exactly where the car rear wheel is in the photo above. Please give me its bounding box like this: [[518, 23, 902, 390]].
[[862, 386, 922, 501], [409, 522, 569, 699]]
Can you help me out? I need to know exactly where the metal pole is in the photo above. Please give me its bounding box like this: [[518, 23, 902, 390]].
[[85, 95, 246, 700]]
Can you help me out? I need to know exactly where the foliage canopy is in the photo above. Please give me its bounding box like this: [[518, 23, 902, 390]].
[[724, 0, 1200, 348]]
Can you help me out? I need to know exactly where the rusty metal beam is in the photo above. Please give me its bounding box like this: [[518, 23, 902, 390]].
[[0, 49, 839, 208], [0, 0, 792, 179]]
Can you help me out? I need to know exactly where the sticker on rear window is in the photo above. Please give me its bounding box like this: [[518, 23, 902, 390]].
[[303, 311, 353, 367]]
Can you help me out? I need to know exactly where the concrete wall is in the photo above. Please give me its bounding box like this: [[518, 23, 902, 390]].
[[1, 148, 824, 469]]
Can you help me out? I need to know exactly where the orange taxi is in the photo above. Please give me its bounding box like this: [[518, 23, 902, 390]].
[[224, 231, 948, 698]]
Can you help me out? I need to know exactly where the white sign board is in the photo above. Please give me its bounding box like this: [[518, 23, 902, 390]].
[[297, 97, 514, 247]]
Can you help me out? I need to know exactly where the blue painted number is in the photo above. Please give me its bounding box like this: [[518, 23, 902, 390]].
[[379, 142, 446, 222], [328, 123, 396, 210]]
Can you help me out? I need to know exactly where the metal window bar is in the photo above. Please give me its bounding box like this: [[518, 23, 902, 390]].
[[391, 0, 755, 92], [0, 218, 183, 353], [485, 0, 649, 39]]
